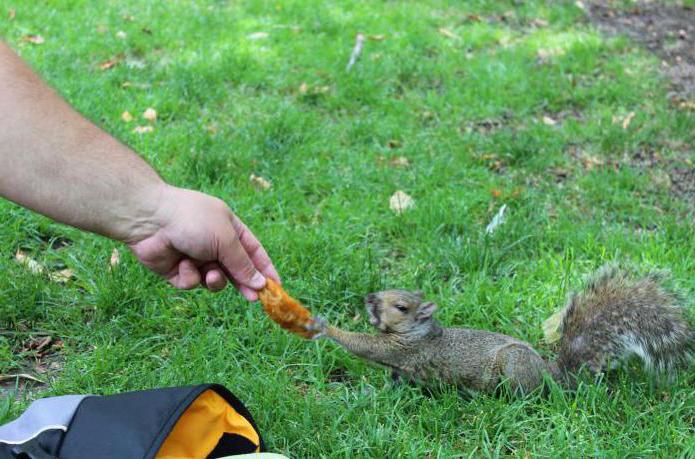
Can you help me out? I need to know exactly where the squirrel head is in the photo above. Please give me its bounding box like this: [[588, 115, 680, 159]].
[[364, 290, 438, 337]]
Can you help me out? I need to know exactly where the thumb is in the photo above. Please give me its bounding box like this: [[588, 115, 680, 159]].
[[219, 233, 267, 292]]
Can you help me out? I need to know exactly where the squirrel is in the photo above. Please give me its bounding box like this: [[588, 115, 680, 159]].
[[308, 266, 694, 394]]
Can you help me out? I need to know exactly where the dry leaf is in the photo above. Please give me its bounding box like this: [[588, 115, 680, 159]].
[[580, 154, 605, 170], [15, 250, 43, 274], [298, 82, 309, 94], [121, 111, 134, 122], [143, 107, 157, 122], [250, 173, 272, 190], [110, 248, 120, 267], [8, 8, 16, 20], [389, 190, 415, 214], [367, 34, 386, 41], [542, 309, 564, 344], [467, 14, 481, 22], [491, 189, 502, 198], [99, 58, 120, 70], [22, 34, 45, 45], [132, 125, 153, 134], [438, 28, 458, 39], [247, 32, 269, 40], [122, 13, 135, 21], [531, 18, 549, 27], [621, 111, 635, 130], [115, 30, 127, 40], [387, 139, 402, 149], [49, 269, 74, 283], [542, 115, 557, 126], [389, 156, 410, 168]]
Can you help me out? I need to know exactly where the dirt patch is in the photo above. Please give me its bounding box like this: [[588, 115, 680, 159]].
[[589, 1, 695, 101], [669, 167, 695, 203]]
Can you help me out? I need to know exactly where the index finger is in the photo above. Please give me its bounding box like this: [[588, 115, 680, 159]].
[[231, 215, 281, 284]]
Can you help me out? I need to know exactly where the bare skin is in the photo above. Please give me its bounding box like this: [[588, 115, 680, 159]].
[[0, 42, 279, 300]]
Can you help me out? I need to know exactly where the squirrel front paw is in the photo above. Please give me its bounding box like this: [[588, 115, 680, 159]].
[[306, 315, 328, 339]]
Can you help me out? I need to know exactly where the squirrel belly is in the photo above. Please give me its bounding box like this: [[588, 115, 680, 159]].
[[311, 266, 693, 395]]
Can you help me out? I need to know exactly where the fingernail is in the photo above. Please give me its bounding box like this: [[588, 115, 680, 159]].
[[249, 271, 266, 290]]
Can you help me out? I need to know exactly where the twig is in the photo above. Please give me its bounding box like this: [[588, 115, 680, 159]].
[[0, 373, 46, 384], [346, 33, 366, 72]]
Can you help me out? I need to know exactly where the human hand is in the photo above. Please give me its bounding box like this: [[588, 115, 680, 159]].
[[128, 185, 279, 300]]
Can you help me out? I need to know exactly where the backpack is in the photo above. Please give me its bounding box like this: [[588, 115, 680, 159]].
[[0, 384, 265, 459]]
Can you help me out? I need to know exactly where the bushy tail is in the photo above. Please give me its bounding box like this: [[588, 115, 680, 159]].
[[552, 265, 693, 381]]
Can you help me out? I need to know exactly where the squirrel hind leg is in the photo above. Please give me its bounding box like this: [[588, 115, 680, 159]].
[[495, 344, 548, 396]]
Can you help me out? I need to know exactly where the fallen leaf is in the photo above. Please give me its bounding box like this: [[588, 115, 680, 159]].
[[247, 32, 269, 40], [110, 248, 120, 267], [99, 58, 120, 70], [298, 82, 308, 94], [122, 13, 135, 21], [8, 8, 16, 20], [542, 115, 557, 126], [116, 30, 127, 40], [143, 107, 157, 122], [250, 173, 272, 190], [542, 309, 564, 344], [389, 190, 415, 214], [389, 156, 410, 168], [438, 28, 458, 40], [491, 189, 502, 198], [531, 18, 549, 27], [367, 34, 386, 41], [121, 111, 134, 122], [49, 269, 74, 283], [132, 125, 153, 134], [580, 154, 605, 170], [22, 34, 44, 45], [0, 373, 45, 384], [466, 14, 481, 22], [621, 111, 635, 130], [15, 250, 43, 274], [30, 336, 52, 352]]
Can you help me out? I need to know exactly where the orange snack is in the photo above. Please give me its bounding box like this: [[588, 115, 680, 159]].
[[258, 278, 317, 338]]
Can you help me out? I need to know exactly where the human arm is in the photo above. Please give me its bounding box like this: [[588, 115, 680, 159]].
[[0, 42, 278, 299]]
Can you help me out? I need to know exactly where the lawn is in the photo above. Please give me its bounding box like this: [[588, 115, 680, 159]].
[[1, 0, 694, 457]]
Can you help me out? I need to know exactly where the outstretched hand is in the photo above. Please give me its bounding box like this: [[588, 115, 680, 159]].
[[129, 186, 279, 300]]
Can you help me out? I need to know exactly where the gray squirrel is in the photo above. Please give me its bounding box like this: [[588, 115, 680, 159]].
[[308, 266, 694, 394]]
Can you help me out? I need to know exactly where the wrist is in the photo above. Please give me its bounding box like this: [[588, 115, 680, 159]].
[[113, 180, 170, 244]]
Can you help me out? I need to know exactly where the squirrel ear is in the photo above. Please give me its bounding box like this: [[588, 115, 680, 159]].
[[415, 302, 437, 321]]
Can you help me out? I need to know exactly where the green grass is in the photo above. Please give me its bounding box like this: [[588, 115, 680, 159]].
[[1, 0, 694, 457]]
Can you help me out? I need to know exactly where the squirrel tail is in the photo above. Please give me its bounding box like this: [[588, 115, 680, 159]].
[[551, 265, 693, 382]]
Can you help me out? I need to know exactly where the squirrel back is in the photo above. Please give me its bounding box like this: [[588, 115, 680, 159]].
[[552, 266, 693, 380]]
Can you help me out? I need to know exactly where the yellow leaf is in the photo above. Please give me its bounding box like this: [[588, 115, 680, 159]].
[[542, 309, 565, 344], [621, 111, 635, 130], [438, 28, 458, 40], [22, 34, 44, 45], [121, 111, 134, 122]]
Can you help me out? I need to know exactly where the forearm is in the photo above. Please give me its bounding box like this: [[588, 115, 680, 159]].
[[0, 42, 163, 242], [325, 326, 403, 366]]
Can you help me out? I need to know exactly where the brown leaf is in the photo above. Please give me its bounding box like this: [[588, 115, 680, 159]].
[[531, 18, 549, 27], [250, 173, 272, 190], [143, 107, 157, 122], [438, 28, 458, 40], [8, 8, 16, 20], [491, 189, 502, 198], [466, 14, 481, 22], [389, 190, 415, 214], [15, 250, 44, 274], [121, 111, 134, 122], [99, 58, 120, 70], [22, 34, 45, 45], [132, 125, 154, 134]]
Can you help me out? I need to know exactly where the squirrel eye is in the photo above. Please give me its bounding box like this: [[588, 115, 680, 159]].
[[395, 304, 408, 313]]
